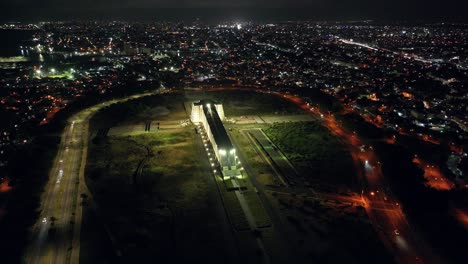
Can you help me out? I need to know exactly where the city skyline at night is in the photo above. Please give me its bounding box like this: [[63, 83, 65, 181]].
[[0, 2, 467, 264]]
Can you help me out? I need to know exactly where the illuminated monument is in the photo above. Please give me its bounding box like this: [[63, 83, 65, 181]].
[[191, 100, 225, 123], [191, 100, 241, 180]]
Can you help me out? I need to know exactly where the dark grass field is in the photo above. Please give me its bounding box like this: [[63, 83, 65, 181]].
[[84, 128, 238, 263], [264, 121, 356, 188]]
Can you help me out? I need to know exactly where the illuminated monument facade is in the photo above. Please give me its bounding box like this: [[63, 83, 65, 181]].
[[191, 100, 241, 180]]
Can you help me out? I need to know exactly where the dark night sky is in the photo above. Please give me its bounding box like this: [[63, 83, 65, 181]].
[[0, 0, 466, 22]]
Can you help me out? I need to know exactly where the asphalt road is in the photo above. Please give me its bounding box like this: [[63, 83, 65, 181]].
[[277, 91, 444, 264], [24, 92, 162, 264], [26, 116, 82, 264]]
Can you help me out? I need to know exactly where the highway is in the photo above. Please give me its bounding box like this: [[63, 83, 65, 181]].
[[24, 92, 161, 264], [26, 116, 82, 264]]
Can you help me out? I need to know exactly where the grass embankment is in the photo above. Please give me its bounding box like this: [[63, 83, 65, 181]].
[[86, 129, 234, 263], [264, 122, 355, 188]]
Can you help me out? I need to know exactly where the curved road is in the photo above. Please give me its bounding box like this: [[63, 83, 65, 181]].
[[25, 91, 163, 264]]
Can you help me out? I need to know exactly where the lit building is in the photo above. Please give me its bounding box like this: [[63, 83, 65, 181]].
[[191, 100, 240, 180], [191, 100, 225, 123]]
